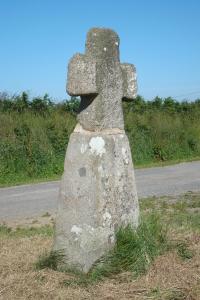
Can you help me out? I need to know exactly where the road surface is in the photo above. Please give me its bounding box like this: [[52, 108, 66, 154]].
[[0, 161, 200, 221]]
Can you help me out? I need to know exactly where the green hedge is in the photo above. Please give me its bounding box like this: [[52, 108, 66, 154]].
[[0, 92, 200, 185]]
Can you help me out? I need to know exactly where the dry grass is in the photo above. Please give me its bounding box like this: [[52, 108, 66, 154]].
[[0, 235, 199, 299], [0, 193, 200, 300]]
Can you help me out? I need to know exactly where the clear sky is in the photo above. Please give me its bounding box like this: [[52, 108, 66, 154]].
[[0, 0, 200, 101]]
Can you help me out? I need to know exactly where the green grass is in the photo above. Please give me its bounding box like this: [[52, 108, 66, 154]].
[[33, 213, 169, 286], [135, 156, 200, 169], [35, 250, 65, 270], [61, 193, 199, 286], [0, 174, 61, 188], [147, 287, 190, 300], [53, 213, 171, 287], [0, 224, 53, 238], [89, 214, 169, 278], [2, 157, 200, 188], [2, 192, 199, 288], [176, 242, 194, 260], [141, 193, 200, 232], [1, 96, 200, 186]]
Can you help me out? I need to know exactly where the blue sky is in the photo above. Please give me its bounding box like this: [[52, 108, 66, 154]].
[[0, 0, 200, 101]]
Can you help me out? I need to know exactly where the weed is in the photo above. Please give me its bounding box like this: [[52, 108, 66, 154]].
[[170, 210, 200, 231], [140, 193, 200, 233], [147, 288, 191, 300], [96, 214, 168, 277], [177, 242, 194, 260], [35, 250, 65, 270], [42, 212, 51, 217], [0, 224, 12, 234], [164, 289, 188, 300]]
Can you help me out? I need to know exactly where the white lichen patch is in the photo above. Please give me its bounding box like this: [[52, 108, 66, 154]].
[[102, 211, 112, 227], [122, 147, 129, 164], [80, 143, 88, 154], [103, 47, 107, 51], [71, 225, 82, 235], [109, 235, 115, 243], [89, 137, 106, 157], [86, 224, 95, 234], [103, 211, 111, 221]]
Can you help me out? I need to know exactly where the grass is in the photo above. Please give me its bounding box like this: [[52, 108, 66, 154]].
[[35, 250, 65, 270], [176, 242, 194, 260], [146, 287, 193, 300], [37, 214, 169, 287], [0, 192, 200, 299], [2, 157, 200, 188], [0, 174, 61, 188], [0, 224, 53, 238], [34, 194, 199, 288], [140, 192, 200, 232], [87, 214, 169, 280], [135, 156, 200, 169], [30, 213, 169, 286], [1, 96, 200, 186]]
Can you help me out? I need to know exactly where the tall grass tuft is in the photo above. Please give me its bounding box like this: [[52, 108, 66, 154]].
[[62, 213, 170, 286], [35, 250, 65, 270], [89, 213, 169, 281]]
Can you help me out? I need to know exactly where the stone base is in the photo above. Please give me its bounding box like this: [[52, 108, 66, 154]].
[[53, 124, 139, 273]]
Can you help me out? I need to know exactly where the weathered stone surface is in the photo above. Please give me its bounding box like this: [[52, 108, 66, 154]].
[[121, 63, 137, 100], [54, 28, 139, 273], [67, 28, 137, 131], [54, 124, 139, 272], [67, 54, 97, 95]]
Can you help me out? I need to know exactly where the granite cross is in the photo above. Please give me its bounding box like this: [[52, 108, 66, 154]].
[[67, 28, 137, 131], [54, 28, 139, 272]]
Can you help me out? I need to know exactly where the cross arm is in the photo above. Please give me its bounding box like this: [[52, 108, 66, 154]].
[[121, 63, 137, 101], [67, 53, 98, 96]]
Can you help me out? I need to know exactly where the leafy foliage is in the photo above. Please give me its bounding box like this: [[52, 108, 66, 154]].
[[0, 92, 200, 185]]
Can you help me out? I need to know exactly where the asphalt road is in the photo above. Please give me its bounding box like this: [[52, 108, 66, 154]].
[[0, 161, 200, 221]]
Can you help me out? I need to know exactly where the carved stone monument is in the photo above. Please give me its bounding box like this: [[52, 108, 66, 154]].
[[53, 28, 139, 272]]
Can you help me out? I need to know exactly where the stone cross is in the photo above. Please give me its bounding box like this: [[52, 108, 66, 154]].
[[67, 28, 137, 131], [53, 28, 139, 273]]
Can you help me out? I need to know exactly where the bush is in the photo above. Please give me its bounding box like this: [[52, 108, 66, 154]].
[[0, 92, 200, 185]]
